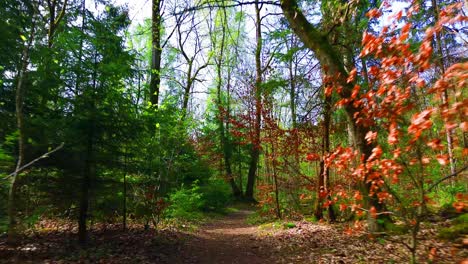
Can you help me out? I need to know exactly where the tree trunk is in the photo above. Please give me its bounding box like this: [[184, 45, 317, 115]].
[[281, 0, 386, 231], [431, 0, 456, 179], [78, 48, 98, 246], [245, 0, 263, 202], [215, 4, 242, 198], [181, 61, 193, 120], [288, 40, 297, 129], [123, 150, 127, 231], [47, 0, 68, 49], [7, 16, 36, 245], [150, 0, 162, 107], [314, 93, 336, 221]]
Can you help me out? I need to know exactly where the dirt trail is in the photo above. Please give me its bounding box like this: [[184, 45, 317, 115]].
[[1, 208, 465, 263], [174, 209, 271, 264]]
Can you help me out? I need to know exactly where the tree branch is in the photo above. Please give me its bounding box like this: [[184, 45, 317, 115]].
[[171, 0, 280, 16], [427, 164, 468, 192], [2, 143, 65, 180]]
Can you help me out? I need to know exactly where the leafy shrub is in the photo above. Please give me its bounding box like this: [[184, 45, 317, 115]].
[[199, 178, 232, 212], [430, 183, 466, 208], [165, 181, 204, 220]]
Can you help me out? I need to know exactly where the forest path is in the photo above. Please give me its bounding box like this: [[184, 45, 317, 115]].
[[1, 206, 465, 263], [174, 208, 273, 264]]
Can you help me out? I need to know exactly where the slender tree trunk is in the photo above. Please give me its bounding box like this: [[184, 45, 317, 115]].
[[288, 44, 297, 129], [268, 119, 281, 218], [150, 0, 162, 107], [78, 48, 98, 246], [123, 149, 127, 231], [40, 0, 68, 145], [314, 93, 336, 221], [245, 0, 263, 201], [47, 0, 67, 49], [181, 61, 193, 120], [7, 15, 36, 245], [215, 4, 241, 198], [432, 0, 456, 178], [78, 137, 92, 245]]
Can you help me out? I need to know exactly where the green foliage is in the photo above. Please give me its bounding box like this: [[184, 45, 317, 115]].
[[429, 183, 467, 208], [439, 215, 468, 240], [199, 178, 232, 212], [165, 181, 204, 221], [305, 215, 318, 223], [283, 222, 296, 229], [163, 177, 232, 222], [453, 213, 468, 224]]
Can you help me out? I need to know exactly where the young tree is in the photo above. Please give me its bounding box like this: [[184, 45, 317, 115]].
[[7, 1, 37, 244], [209, 2, 243, 198]]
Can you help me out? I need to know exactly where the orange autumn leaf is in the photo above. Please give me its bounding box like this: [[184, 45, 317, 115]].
[[436, 154, 449, 166], [369, 206, 377, 218], [365, 131, 377, 144], [354, 191, 363, 201], [306, 153, 320, 161], [339, 204, 348, 211], [453, 201, 465, 213]]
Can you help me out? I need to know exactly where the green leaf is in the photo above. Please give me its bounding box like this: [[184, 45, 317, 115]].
[[20, 35, 27, 42]]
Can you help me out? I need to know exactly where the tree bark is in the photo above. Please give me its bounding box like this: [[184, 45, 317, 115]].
[[47, 0, 68, 49], [245, 0, 262, 201], [281, 0, 385, 231], [150, 0, 162, 107], [314, 93, 335, 221], [7, 13, 36, 245], [431, 0, 456, 178], [288, 37, 297, 129], [78, 49, 98, 246], [215, 3, 242, 198]]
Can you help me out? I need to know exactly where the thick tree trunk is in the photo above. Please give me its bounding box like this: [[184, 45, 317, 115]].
[[281, 0, 386, 231], [245, 0, 262, 201]]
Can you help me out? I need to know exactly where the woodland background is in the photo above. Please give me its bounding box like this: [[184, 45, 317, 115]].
[[0, 0, 467, 262]]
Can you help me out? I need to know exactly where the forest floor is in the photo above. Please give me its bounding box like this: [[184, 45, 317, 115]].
[[0, 206, 466, 263]]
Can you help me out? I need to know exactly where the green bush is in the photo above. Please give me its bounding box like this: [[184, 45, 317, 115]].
[[430, 183, 466, 208], [199, 178, 232, 212], [165, 181, 204, 220]]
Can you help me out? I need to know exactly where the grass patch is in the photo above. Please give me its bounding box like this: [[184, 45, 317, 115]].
[[283, 222, 296, 229], [305, 215, 318, 223], [224, 207, 240, 214], [258, 221, 283, 230]]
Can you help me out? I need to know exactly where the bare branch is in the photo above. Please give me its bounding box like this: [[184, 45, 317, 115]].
[[171, 0, 280, 16], [2, 143, 65, 180], [427, 164, 468, 192]]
